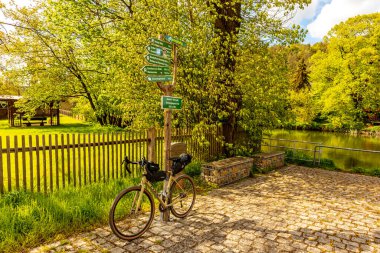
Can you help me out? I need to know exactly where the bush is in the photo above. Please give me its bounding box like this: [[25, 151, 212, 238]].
[[184, 161, 202, 177]]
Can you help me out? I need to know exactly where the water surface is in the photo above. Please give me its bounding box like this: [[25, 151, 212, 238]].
[[266, 130, 380, 169]]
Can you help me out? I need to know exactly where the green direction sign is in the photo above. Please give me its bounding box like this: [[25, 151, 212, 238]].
[[147, 75, 173, 82], [145, 54, 171, 66], [146, 45, 172, 56], [164, 35, 187, 47], [150, 38, 172, 50], [142, 66, 171, 75], [161, 96, 182, 110]]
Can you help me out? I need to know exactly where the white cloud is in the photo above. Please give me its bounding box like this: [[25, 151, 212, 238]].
[[307, 0, 380, 38], [292, 0, 323, 24]]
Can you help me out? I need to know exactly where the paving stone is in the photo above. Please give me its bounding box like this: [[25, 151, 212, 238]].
[[28, 166, 380, 253]]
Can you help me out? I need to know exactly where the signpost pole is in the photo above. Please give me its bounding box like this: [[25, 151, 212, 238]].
[[157, 39, 178, 222], [144, 34, 183, 222]]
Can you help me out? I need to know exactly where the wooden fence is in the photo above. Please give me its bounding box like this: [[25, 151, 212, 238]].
[[59, 109, 86, 121], [0, 127, 222, 194]]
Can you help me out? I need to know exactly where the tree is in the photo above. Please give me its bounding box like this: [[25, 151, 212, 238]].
[[1, 0, 311, 155], [310, 13, 380, 129], [292, 59, 310, 91]]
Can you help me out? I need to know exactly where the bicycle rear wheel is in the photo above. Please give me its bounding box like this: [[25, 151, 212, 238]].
[[109, 186, 155, 240], [169, 174, 196, 218]]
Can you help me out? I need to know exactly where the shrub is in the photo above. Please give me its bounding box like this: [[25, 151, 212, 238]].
[[184, 161, 202, 177]]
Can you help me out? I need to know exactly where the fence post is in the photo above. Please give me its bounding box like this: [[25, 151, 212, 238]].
[[0, 136, 3, 194], [147, 127, 157, 163]]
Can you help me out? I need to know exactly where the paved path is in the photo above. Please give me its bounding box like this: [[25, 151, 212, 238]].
[[31, 166, 380, 253]]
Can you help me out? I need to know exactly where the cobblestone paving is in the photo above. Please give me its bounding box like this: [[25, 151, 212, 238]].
[[31, 166, 380, 253]]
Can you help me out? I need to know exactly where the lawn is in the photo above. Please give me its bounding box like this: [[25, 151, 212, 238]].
[[0, 116, 124, 137], [0, 116, 152, 194]]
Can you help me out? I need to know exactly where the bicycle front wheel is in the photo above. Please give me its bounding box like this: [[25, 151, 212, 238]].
[[169, 174, 196, 218], [109, 186, 155, 240]]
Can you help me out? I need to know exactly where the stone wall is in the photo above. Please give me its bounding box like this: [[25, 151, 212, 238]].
[[252, 152, 285, 172], [202, 157, 253, 186]]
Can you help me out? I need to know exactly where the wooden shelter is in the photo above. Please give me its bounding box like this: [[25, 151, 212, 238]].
[[0, 95, 60, 127]]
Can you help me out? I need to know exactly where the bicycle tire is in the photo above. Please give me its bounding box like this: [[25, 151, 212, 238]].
[[109, 186, 155, 240], [169, 174, 196, 218]]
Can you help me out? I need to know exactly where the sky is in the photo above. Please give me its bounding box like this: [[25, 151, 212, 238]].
[[3, 0, 380, 45], [292, 0, 380, 44]]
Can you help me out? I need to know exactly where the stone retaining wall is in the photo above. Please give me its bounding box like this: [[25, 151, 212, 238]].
[[252, 151, 285, 172], [202, 157, 253, 186], [202, 153, 285, 186]]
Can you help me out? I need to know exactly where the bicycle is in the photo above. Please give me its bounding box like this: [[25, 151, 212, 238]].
[[109, 153, 196, 240]]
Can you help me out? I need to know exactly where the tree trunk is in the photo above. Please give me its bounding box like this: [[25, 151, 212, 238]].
[[212, 0, 242, 156]]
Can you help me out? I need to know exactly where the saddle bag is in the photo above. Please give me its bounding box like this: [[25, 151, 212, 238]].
[[145, 162, 166, 182]]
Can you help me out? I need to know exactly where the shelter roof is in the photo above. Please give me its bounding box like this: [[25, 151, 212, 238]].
[[0, 95, 22, 101]]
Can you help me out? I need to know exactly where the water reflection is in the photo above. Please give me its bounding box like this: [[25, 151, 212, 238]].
[[268, 130, 380, 169]]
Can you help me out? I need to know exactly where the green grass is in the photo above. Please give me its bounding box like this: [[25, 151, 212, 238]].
[[0, 117, 150, 193], [0, 177, 140, 253], [0, 117, 124, 138], [363, 125, 380, 132], [0, 167, 213, 253]]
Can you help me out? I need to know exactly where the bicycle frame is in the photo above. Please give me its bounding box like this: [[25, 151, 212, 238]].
[[131, 172, 187, 214]]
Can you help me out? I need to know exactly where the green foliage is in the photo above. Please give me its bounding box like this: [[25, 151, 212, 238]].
[[0, 177, 139, 252], [309, 13, 380, 130], [184, 161, 202, 177], [0, 0, 310, 154], [363, 125, 380, 132], [351, 167, 380, 177], [292, 59, 310, 91]]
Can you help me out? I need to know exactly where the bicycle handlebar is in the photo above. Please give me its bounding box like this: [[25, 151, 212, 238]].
[[121, 156, 145, 174]]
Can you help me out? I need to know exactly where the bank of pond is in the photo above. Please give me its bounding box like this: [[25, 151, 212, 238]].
[[266, 129, 380, 177]]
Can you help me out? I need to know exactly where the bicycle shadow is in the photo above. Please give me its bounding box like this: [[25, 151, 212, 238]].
[[149, 210, 380, 252]]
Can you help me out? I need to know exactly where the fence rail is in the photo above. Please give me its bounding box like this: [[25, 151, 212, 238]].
[[261, 137, 380, 169], [59, 109, 85, 121], [0, 127, 222, 194], [261, 137, 322, 163]]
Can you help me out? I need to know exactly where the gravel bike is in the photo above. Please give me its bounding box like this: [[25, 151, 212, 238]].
[[109, 153, 196, 240]]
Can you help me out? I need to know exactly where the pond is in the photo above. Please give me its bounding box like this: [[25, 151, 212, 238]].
[[266, 129, 380, 170]]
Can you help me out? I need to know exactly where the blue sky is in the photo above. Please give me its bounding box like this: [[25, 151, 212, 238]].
[[292, 0, 380, 44]]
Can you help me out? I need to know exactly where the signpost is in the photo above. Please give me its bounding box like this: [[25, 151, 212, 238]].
[[145, 54, 171, 66], [147, 76, 173, 82], [164, 35, 187, 47], [149, 38, 172, 50], [161, 96, 182, 110], [142, 66, 171, 75], [142, 34, 186, 222], [146, 45, 172, 56]]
